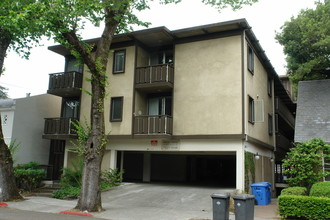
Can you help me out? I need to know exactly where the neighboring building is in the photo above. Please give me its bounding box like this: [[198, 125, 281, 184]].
[[43, 19, 295, 192], [0, 94, 61, 170], [295, 79, 330, 143], [294, 79, 330, 181]]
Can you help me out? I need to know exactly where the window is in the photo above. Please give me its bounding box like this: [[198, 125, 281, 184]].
[[113, 50, 125, 73], [148, 95, 172, 116], [268, 114, 273, 135], [247, 45, 254, 73], [267, 77, 272, 97], [248, 96, 254, 123], [110, 97, 123, 122], [62, 98, 80, 118], [65, 57, 83, 73]]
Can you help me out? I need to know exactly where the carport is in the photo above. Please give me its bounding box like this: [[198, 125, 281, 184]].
[[119, 151, 236, 187]]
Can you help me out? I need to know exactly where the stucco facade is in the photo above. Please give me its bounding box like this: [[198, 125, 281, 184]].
[[0, 94, 61, 165], [44, 19, 296, 193]]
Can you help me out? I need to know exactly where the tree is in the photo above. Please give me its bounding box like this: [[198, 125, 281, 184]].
[[38, 0, 258, 212], [0, 0, 44, 201], [276, 0, 330, 87], [0, 86, 9, 99], [282, 138, 330, 192]]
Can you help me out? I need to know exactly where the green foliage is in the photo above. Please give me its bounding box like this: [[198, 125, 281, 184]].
[[278, 195, 330, 219], [276, 0, 330, 87], [14, 162, 46, 191], [101, 168, 123, 187], [52, 187, 81, 199], [0, 0, 45, 59], [0, 85, 9, 98], [244, 151, 255, 192], [8, 139, 20, 163], [60, 157, 83, 188], [280, 187, 307, 196], [201, 0, 258, 10], [282, 138, 330, 191], [310, 182, 330, 198], [70, 119, 91, 156]]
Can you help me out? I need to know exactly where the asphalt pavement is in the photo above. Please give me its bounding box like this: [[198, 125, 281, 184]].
[[3, 183, 280, 220]]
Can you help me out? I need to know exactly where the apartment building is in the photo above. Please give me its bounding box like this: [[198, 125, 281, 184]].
[[43, 19, 295, 192]]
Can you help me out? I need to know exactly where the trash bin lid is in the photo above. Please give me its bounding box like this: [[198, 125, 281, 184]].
[[232, 194, 255, 200], [211, 193, 230, 199], [250, 182, 271, 187]]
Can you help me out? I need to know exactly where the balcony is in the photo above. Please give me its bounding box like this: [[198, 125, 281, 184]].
[[43, 117, 77, 139], [135, 64, 174, 92], [275, 97, 295, 128], [133, 115, 173, 136], [47, 71, 83, 97]]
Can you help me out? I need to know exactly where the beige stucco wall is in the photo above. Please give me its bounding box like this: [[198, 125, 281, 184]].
[[245, 39, 274, 146], [80, 46, 135, 135], [173, 36, 242, 135], [11, 94, 62, 165]]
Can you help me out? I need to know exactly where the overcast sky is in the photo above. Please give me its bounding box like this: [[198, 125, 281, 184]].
[[0, 0, 316, 99]]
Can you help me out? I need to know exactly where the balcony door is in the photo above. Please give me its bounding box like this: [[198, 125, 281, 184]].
[[149, 49, 173, 66], [62, 98, 80, 119], [65, 57, 83, 73], [148, 95, 172, 116]]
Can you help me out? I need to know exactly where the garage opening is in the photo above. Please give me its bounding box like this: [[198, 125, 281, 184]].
[[120, 151, 236, 187]]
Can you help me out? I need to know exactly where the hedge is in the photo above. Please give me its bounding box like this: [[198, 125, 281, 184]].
[[281, 187, 307, 196], [278, 195, 330, 219], [14, 162, 46, 191], [310, 182, 330, 198]]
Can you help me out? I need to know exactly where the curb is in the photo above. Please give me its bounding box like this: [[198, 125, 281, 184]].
[[0, 203, 8, 207], [60, 210, 94, 217]]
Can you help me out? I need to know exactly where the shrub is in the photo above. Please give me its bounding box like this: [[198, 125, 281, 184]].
[[60, 158, 83, 188], [310, 182, 330, 198], [14, 162, 46, 191], [101, 168, 123, 187], [278, 195, 330, 219], [281, 187, 307, 196], [282, 138, 330, 192], [52, 187, 80, 199]]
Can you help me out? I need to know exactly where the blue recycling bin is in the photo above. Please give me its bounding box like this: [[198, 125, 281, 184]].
[[250, 182, 271, 205]]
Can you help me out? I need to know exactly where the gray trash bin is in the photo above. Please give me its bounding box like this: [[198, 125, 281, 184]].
[[211, 193, 230, 220], [232, 194, 255, 220]]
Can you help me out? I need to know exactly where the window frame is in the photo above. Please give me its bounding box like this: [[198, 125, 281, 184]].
[[247, 45, 254, 74], [110, 96, 124, 122], [268, 114, 273, 135], [267, 77, 272, 97], [113, 50, 126, 74], [248, 96, 255, 124]]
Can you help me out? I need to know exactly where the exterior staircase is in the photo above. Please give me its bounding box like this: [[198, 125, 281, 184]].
[[32, 181, 61, 197]]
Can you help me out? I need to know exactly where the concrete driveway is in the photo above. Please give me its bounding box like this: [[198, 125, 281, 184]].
[[96, 183, 234, 220]]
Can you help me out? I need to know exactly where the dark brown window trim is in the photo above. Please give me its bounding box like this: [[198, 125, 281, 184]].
[[248, 96, 255, 124], [113, 49, 126, 74], [268, 114, 273, 136], [267, 77, 272, 97], [247, 45, 254, 75], [110, 96, 123, 122]]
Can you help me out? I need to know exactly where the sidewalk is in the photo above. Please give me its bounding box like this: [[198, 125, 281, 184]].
[[4, 184, 280, 220]]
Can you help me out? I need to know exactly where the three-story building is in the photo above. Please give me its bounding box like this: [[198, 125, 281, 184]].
[[43, 19, 295, 192]]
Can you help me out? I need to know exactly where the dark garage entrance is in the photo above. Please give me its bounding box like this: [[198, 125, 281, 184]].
[[121, 152, 236, 187]]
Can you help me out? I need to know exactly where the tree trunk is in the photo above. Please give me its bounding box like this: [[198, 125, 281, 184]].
[[0, 117, 23, 202], [0, 34, 23, 202], [75, 74, 106, 212]]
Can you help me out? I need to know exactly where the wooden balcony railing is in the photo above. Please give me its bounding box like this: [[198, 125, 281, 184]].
[[44, 117, 77, 136], [47, 71, 83, 97], [135, 64, 174, 90], [134, 115, 173, 135]]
